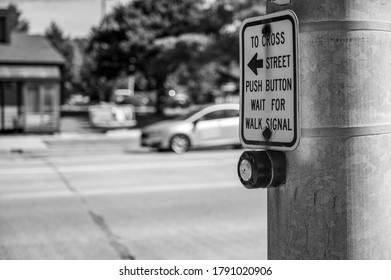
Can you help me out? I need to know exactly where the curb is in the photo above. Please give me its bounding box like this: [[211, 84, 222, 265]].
[[0, 130, 141, 155]]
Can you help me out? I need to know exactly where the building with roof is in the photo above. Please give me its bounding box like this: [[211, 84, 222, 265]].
[[0, 8, 65, 133]]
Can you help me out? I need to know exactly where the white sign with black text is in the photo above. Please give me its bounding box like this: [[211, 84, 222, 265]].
[[239, 10, 299, 151]]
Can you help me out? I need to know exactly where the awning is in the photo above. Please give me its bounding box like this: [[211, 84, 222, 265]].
[[0, 65, 61, 80]]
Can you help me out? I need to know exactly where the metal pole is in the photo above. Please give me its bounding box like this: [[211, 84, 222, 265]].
[[267, 0, 391, 259]]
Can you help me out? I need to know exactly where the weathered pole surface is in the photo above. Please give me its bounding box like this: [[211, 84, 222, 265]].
[[267, 0, 391, 259]]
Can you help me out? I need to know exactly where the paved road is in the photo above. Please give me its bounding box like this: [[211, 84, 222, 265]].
[[0, 148, 267, 260]]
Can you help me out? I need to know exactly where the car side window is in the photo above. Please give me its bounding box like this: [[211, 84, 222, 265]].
[[224, 109, 239, 118], [200, 110, 225, 121]]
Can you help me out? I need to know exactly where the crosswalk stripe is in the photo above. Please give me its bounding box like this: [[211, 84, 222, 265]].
[[0, 159, 235, 176], [0, 181, 240, 200]]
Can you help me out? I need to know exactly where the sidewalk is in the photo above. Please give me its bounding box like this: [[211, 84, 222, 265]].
[[0, 129, 141, 155], [0, 135, 48, 153], [0, 110, 170, 156]]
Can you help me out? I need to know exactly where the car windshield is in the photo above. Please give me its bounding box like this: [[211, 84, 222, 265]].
[[173, 107, 206, 121]]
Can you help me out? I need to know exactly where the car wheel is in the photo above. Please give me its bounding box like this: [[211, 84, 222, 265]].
[[170, 134, 190, 154]]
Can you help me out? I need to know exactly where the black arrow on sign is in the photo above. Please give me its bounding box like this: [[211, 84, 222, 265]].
[[247, 53, 263, 75]]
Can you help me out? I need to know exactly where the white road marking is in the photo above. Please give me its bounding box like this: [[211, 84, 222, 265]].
[[0, 150, 242, 165], [0, 159, 235, 176], [0, 181, 240, 200]]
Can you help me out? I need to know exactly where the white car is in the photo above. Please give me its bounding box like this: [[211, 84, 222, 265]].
[[141, 103, 241, 153], [88, 103, 137, 129]]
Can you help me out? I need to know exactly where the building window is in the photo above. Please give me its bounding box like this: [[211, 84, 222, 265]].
[[0, 82, 22, 131], [0, 16, 7, 43], [24, 82, 59, 132]]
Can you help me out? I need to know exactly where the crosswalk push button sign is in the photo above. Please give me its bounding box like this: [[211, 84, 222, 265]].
[[239, 10, 299, 151]]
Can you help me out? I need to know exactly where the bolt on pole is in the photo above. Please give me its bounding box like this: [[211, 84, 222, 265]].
[[267, 0, 391, 259]]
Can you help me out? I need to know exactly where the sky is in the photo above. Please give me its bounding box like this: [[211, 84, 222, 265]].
[[3, 0, 131, 38]]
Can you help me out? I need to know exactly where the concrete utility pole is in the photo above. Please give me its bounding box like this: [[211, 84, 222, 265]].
[[266, 0, 391, 259]]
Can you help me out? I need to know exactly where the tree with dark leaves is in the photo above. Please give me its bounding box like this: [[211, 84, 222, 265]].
[[84, 0, 265, 113], [7, 3, 29, 33], [45, 22, 74, 100]]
